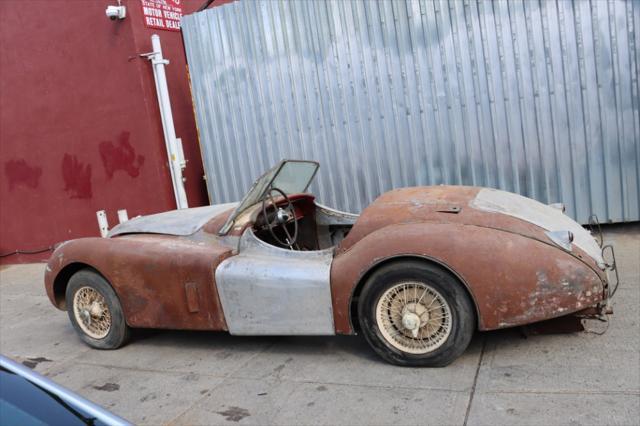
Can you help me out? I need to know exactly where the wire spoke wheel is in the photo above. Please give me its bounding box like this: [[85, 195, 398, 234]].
[[73, 286, 112, 339], [375, 281, 452, 354]]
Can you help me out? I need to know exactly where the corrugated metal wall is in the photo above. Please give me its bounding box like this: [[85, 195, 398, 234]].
[[182, 0, 639, 223]]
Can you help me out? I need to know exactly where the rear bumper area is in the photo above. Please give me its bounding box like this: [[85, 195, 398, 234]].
[[522, 243, 617, 335], [522, 302, 613, 335], [602, 244, 620, 298]]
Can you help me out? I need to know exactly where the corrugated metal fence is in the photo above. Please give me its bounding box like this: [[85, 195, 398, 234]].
[[182, 0, 639, 223]]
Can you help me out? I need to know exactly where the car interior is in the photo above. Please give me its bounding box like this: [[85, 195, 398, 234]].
[[219, 160, 359, 251], [252, 193, 357, 251]]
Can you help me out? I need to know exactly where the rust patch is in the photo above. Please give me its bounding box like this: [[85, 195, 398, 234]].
[[185, 282, 200, 313], [44, 227, 235, 331], [331, 221, 606, 334], [99, 131, 145, 179], [62, 154, 92, 199], [125, 293, 149, 313], [5, 159, 42, 190], [330, 186, 607, 334]]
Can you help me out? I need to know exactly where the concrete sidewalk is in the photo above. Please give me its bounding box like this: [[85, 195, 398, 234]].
[[1, 224, 638, 425]]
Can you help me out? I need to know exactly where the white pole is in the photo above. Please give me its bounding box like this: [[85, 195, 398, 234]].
[[96, 210, 109, 237], [117, 209, 129, 223], [143, 34, 189, 209]]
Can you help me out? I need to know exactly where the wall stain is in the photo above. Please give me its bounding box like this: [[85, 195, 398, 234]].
[[99, 131, 145, 179], [62, 154, 92, 199], [4, 159, 42, 190]]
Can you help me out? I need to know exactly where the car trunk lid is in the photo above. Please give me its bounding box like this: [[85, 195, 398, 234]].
[[470, 188, 604, 268]]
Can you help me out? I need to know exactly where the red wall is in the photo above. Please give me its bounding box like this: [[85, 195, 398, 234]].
[[0, 0, 212, 264]]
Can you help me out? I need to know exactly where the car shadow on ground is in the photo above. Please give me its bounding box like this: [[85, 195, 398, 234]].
[[125, 326, 572, 366], [130, 328, 378, 360]]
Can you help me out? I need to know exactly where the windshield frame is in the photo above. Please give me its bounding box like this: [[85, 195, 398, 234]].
[[218, 159, 319, 235]]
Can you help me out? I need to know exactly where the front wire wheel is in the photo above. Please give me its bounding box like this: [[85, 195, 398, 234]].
[[73, 286, 112, 339], [375, 281, 452, 354], [66, 269, 130, 350]]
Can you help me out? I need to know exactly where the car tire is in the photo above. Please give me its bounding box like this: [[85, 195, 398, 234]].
[[358, 260, 475, 367], [65, 269, 130, 350]]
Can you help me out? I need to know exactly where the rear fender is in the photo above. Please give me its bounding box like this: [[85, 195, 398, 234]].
[[330, 222, 605, 334]]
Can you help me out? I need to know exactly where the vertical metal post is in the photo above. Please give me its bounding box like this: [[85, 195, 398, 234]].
[[143, 34, 189, 209], [96, 210, 109, 237], [117, 209, 129, 223]]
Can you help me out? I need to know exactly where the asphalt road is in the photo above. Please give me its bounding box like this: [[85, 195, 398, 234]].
[[1, 224, 638, 425]]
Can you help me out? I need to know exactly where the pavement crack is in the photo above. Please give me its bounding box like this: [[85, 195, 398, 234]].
[[224, 374, 470, 394], [485, 389, 640, 396], [463, 335, 486, 426]]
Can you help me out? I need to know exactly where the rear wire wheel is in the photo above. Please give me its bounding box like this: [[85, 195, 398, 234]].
[[375, 281, 453, 354], [358, 261, 475, 367]]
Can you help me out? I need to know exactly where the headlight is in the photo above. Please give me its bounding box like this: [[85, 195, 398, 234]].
[[546, 230, 574, 251]]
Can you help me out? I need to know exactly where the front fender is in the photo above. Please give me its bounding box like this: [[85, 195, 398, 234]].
[[44, 235, 233, 331], [44, 238, 103, 309], [330, 222, 605, 334]]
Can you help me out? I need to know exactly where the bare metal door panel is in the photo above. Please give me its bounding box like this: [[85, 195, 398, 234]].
[[215, 230, 335, 335]]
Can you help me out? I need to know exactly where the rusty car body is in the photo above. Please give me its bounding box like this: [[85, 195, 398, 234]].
[[45, 160, 617, 366]]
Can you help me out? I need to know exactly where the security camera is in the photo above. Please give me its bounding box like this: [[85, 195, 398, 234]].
[[106, 5, 126, 21]]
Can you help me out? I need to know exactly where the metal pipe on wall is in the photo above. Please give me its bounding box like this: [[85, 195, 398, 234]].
[[143, 34, 189, 210]]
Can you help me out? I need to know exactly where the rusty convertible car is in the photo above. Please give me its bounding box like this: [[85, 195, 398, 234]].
[[45, 160, 617, 366]]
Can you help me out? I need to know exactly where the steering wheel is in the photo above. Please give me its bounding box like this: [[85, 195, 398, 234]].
[[261, 187, 298, 249]]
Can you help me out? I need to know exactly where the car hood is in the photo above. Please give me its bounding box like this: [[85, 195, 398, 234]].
[[342, 186, 604, 268], [107, 202, 238, 237]]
